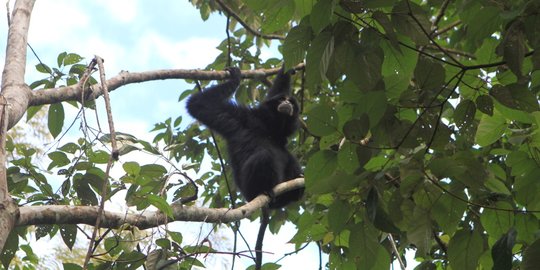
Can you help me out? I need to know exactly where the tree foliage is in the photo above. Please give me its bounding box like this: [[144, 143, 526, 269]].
[[3, 0, 540, 269]]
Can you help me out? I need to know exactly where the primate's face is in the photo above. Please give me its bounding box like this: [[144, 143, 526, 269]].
[[276, 97, 297, 116]]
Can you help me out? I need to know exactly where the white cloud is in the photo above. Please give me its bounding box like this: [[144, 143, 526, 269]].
[[29, 1, 90, 45], [76, 36, 127, 74], [135, 32, 221, 69], [93, 0, 139, 24]]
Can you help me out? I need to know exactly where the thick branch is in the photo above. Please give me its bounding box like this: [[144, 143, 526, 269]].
[[17, 178, 305, 229], [0, 200, 19, 251], [0, 0, 34, 131], [0, 0, 35, 251], [29, 64, 305, 107]]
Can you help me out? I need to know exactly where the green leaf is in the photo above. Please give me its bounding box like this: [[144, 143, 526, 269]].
[[414, 57, 446, 91], [57, 52, 67, 67], [63, 53, 84, 66], [500, 22, 525, 77], [348, 222, 391, 269], [431, 187, 467, 235], [454, 99, 476, 129], [261, 0, 295, 33], [258, 262, 281, 270], [283, 23, 312, 70], [364, 155, 388, 172], [491, 84, 539, 112], [475, 111, 506, 146], [305, 150, 338, 193], [59, 142, 80, 154], [140, 164, 167, 178], [74, 178, 98, 205], [342, 116, 369, 142], [60, 224, 77, 250], [480, 202, 514, 239], [372, 11, 400, 52], [306, 30, 334, 87], [407, 207, 432, 255], [515, 213, 537, 245], [36, 63, 52, 74], [448, 229, 484, 270], [47, 151, 70, 170], [0, 231, 18, 269], [123, 161, 141, 176], [361, 91, 387, 127], [167, 231, 183, 244], [63, 263, 83, 270], [147, 194, 174, 218], [382, 39, 417, 102], [391, 1, 430, 45], [306, 104, 339, 136], [349, 43, 383, 91], [104, 237, 121, 256], [155, 238, 171, 249], [461, 5, 502, 49], [328, 199, 351, 233], [310, 0, 335, 34], [245, 0, 268, 11], [337, 142, 360, 174], [88, 150, 110, 164], [476, 95, 494, 116], [26, 105, 43, 121], [514, 168, 540, 208], [48, 103, 65, 138], [364, 0, 396, 8]]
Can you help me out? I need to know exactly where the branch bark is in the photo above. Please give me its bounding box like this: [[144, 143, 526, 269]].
[[1, 0, 34, 132], [0, 0, 35, 252], [29, 64, 305, 109], [17, 178, 305, 230]]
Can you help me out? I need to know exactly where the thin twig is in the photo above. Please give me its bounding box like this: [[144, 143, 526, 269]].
[[5, 1, 10, 26], [424, 45, 476, 59], [82, 56, 118, 269], [432, 20, 461, 37], [214, 0, 285, 40], [95, 56, 118, 159], [388, 234, 405, 270], [430, 0, 451, 35], [404, 0, 462, 66]]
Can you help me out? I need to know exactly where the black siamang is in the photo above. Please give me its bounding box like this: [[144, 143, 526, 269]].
[[187, 67, 303, 269], [186, 67, 304, 209]]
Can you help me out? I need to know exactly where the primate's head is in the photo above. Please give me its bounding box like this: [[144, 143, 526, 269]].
[[264, 94, 299, 118], [276, 97, 296, 116], [262, 67, 298, 115]]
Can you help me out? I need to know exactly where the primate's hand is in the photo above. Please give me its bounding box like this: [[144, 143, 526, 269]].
[[225, 67, 241, 82]]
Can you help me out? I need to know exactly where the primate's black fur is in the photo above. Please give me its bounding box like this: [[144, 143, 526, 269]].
[[187, 67, 303, 269], [186, 67, 304, 209]]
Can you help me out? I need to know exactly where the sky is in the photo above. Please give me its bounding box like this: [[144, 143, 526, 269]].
[[0, 1, 325, 269]]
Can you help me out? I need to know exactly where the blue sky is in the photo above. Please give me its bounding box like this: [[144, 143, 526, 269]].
[[21, 0, 227, 136], [0, 1, 325, 269]]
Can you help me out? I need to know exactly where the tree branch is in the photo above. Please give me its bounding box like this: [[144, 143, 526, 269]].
[[0, 0, 34, 132], [0, 0, 35, 252], [17, 178, 305, 229], [29, 64, 305, 108]]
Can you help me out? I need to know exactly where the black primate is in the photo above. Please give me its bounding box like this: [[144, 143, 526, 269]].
[[187, 67, 303, 269], [186, 67, 304, 208]]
